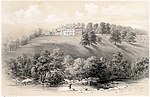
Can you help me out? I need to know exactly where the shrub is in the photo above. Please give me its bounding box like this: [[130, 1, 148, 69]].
[[109, 52, 132, 80], [131, 58, 149, 79], [110, 30, 121, 45], [45, 69, 64, 85], [7, 54, 32, 79], [82, 56, 111, 81], [6, 48, 149, 86]]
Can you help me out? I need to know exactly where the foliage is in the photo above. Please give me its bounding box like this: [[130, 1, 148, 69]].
[[88, 31, 97, 45], [7, 54, 32, 79], [3, 28, 43, 53], [99, 22, 106, 34], [131, 58, 149, 79], [85, 22, 93, 33], [80, 33, 90, 46], [96, 36, 102, 43], [110, 52, 131, 79], [6, 48, 148, 86], [93, 23, 99, 33], [7, 48, 65, 85], [110, 30, 121, 45], [45, 69, 64, 85], [120, 29, 128, 41], [125, 31, 136, 44], [105, 23, 111, 35], [80, 22, 98, 46]]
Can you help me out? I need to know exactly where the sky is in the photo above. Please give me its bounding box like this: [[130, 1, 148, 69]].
[[2, 1, 149, 39]]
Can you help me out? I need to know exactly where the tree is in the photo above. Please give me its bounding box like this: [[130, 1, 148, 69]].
[[110, 30, 121, 45], [73, 58, 85, 79], [62, 55, 74, 68], [93, 23, 99, 33], [7, 59, 20, 78], [80, 33, 90, 46], [82, 56, 110, 81], [88, 31, 97, 45], [45, 69, 64, 85], [83, 56, 98, 78], [31, 66, 39, 81], [110, 24, 117, 33], [99, 22, 106, 35], [111, 52, 131, 79], [116, 25, 123, 32], [131, 58, 149, 79], [125, 31, 136, 44], [120, 29, 127, 41], [51, 48, 65, 69], [96, 35, 102, 43], [85, 22, 93, 33], [105, 23, 111, 35]]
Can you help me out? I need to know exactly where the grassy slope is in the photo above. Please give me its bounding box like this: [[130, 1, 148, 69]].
[[3, 35, 149, 63]]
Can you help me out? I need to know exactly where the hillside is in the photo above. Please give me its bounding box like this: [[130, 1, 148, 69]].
[[3, 35, 149, 63]]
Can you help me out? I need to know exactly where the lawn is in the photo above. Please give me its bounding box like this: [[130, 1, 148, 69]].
[[2, 35, 149, 63]]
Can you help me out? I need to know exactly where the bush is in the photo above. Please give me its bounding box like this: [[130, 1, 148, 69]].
[[45, 69, 64, 85], [131, 58, 149, 79], [82, 56, 111, 81], [6, 48, 149, 86], [110, 52, 131, 80], [7, 54, 32, 78]]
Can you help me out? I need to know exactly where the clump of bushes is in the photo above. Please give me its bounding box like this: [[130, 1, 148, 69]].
[[131, 58, 149, 79], [6, 48, 65, 85], [6, 48, 149, 86]]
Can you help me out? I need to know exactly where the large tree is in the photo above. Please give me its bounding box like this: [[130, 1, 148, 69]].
[[88, 31, 97, 45], [85, 22, 93, 33], [93, 23, 99, 33], [120, 29, 128, 41], [99, 22, 106, 35], [105, 23, 111, 35], [80, 33, 90, 46], [111, 52, 130, 79], [125, 31, 136, 44], [110, 30, 121, 45]]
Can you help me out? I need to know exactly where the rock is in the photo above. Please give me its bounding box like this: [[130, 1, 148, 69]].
[[108, 88, 114, 91], [99, 88, 104, 91], [113, 87, 118, 90]]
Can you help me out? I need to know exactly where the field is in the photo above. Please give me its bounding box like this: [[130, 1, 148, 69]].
[[3, 35, 149, 63]]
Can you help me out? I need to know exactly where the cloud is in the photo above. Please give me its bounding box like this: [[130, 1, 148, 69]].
[[74, 3, 99, 21], [75, 11, 84, 20], [15, 5, 41, 18], [15, 9, 25, 18], [45, 14, 64, 23], [84, 3, 99, 16], [101, 5, 147, 18]]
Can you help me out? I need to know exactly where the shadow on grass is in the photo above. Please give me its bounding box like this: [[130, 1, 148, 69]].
[[116, 44, 134, 54], [41, 43, 85, 58], [84, 46, 96, 56], [98, 42, 106, 46], [91, 44, 101, 53], [131, 43, 144, 48]]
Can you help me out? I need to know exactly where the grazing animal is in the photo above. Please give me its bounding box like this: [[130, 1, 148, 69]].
[[21, 78, 33, 85]]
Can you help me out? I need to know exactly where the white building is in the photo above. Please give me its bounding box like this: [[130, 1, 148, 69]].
[[60, 29, 75, 36]]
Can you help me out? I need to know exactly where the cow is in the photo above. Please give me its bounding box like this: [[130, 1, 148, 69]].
[[21, 78, 33, 85]]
